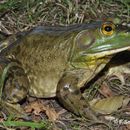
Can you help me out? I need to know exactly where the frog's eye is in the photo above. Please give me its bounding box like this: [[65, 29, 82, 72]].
[[101, 22, 115, 36]]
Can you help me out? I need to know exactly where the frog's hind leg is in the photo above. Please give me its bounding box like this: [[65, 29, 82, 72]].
[[0, 58, 29, 117], [56, 70, 98, 121]]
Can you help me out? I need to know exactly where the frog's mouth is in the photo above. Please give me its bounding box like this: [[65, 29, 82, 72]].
[[86, 46, 130, 59]]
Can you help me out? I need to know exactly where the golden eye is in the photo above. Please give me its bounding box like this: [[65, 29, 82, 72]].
[[101, 22, 115, 36]]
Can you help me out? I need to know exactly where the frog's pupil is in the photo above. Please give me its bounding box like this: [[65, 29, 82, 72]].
[[104, 26, 112, 32]]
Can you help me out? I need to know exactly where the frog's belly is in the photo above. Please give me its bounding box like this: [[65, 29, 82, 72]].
[[28, 75, 58, 98]]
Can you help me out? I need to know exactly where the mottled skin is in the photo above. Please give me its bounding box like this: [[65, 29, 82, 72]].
[[0, 21, 130, 120]]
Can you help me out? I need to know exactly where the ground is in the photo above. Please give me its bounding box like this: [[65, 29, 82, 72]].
[[0, 0, 130, 130]]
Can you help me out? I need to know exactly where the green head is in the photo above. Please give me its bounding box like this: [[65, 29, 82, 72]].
[[72, 20, 130, 65]]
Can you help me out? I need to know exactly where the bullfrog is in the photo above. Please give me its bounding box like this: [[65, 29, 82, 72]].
[[0, 20, 130, 121]]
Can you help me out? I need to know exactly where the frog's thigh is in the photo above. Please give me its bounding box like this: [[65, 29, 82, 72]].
[[56, 70, 98, 121], [2, 60, 29, 103]]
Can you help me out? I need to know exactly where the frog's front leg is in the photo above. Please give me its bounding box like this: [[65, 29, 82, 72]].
[[56, 69, 98, 121], [2, 63, 29, 103], [0, 58, 29, 117]]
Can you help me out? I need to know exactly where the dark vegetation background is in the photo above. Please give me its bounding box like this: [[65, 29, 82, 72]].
[[0, 0, 129, 33]]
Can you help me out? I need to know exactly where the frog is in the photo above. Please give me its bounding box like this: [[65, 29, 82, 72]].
[[0, 20, 129, 121]]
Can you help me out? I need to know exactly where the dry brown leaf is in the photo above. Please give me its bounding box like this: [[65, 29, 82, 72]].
[[25, 101, 45, 115], [0, 118, 4, 122], [25, 101, 59, 121], [46, 105, 59, 121], [125, 124, 130, 130], [120, 124, 130, 130], [99, 82, 114, 97]]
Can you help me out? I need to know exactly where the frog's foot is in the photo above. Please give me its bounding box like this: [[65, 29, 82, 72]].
[[56, 70, 100, 122], [106, 64, 130, 85], [0, 100, 29, 119], [0, 59, 29, 118]]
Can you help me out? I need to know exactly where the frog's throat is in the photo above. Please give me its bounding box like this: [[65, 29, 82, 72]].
[[72, 46, 130, 69], [86, 46, 130, 59]]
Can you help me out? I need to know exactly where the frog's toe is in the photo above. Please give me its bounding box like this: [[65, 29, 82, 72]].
[[106, 65, 130, 85], [0, 100, 28, 119]]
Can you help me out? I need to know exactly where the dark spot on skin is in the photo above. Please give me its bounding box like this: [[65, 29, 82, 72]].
[[63, 87, 68, 91], [63, 73, 67, 77], [34, 60, 38, 65], [83, 104, 88, 108], [63, 93, 69, 100], [80, 96, 85, 101], [56, 89, 60, 94]]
